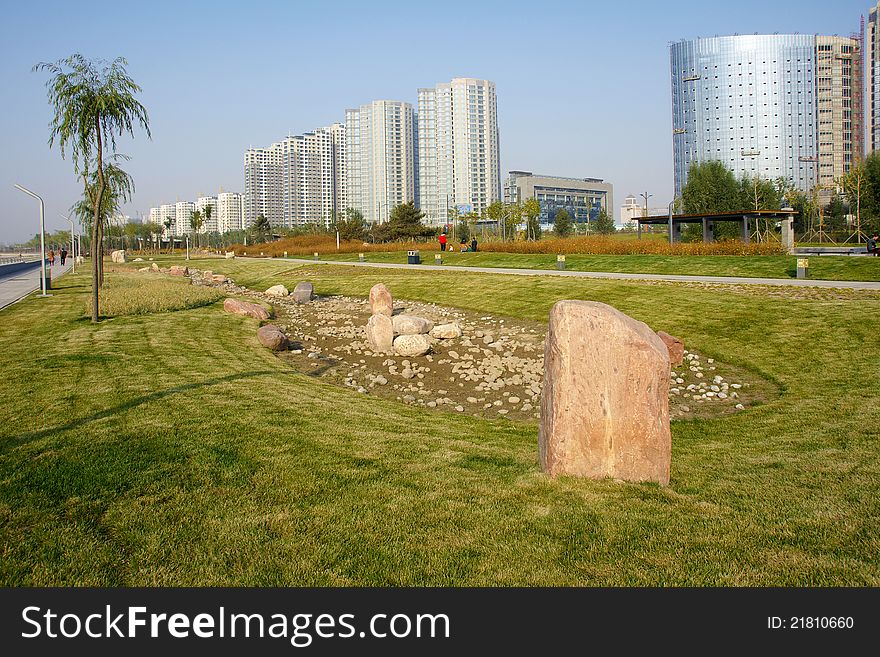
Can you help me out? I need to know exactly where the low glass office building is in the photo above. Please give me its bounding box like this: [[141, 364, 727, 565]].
[[504, 171, 613, 225]]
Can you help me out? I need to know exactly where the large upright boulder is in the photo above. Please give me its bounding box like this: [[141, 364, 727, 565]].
[[293, 282, 314, 304], [110, 250, 126, 263], [369, 283, 393, 317], [366, 314, 394, 353], [392, 315, 433, 335], [539, 300, 671, 485]]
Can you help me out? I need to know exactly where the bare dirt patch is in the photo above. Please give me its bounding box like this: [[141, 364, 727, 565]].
[[190, 268, 776, 422]]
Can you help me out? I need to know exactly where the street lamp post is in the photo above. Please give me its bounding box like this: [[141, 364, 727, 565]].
[[60, 214, 75, 274], [444, 195, 456, 242], [640, 192, 654, 235], [14, 183, 49, 296]]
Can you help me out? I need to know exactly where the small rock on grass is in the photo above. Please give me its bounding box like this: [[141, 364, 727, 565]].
[[257, 324, 288, 351]]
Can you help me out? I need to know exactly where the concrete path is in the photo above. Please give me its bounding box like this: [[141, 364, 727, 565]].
[[273, 257, 880, 291], [0, 260, 72, 312]]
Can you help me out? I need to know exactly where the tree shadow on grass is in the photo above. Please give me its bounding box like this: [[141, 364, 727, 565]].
[[2, 370, 278, 451]]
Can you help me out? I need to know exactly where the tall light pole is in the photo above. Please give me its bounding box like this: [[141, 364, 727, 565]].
[[14, 184, 49, 296], [60, 214, 75, 274], [640, 192, 653, 235], [640, 192, 653, 218]]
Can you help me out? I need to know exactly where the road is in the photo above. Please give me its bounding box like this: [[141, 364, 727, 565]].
[[0, 260, 72, 311], [276, 257, 880, 291]]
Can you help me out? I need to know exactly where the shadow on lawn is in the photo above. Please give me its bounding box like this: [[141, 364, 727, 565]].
[[2, 370, 278, 449]]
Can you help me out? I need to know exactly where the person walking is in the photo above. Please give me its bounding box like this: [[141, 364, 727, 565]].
[[439, 231, 448, 253], [60, 248, 68, 266], [470, 237, 478, 252], [47, 249, 55, 267]]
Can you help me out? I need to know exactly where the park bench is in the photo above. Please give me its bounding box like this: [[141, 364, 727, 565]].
[[793, 246, 870, 256]]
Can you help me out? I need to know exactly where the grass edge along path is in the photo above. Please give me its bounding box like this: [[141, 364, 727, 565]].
[[286, 250, 880, 282], [272, 256, 880, 290], [0, 262, 877, 586]]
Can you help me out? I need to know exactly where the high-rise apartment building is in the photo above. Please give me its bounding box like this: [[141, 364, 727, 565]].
[[867, 5, 880, 153], [195, 196, 218, 233], [670, 34, 862, 197], [217, 192, 244, 234], [150, 192, 243, 236], [245, 124, 346, 229], [244, 144, 283, 228], [159, 203, 177, 237], [816, 36, 863, 188], [417, 78, 501, 225], [330, 122, 347, 218], [345, 100, 415, 224], [174, 201, 195, 237]]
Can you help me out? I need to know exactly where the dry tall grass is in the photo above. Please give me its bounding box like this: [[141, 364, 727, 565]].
[[229, 233, 786, 257], [479, 236, 787, 256], [91, 273, 223, 317], [228, 235, 442, 258]]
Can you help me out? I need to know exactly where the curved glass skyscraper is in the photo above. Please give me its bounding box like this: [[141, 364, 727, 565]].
[[671, 34, 862, 198]]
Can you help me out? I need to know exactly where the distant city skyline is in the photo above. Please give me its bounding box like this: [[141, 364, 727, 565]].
[[0, 0, 868, 242]]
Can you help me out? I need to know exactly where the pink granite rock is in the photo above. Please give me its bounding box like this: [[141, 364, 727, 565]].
[[369, 283, 393, 317], [366, 313, 394, 353], [257, 324, 289, 351], [539, 300, 671, 485], [223, 298, 270, 320], [656, 331, 684, 367]]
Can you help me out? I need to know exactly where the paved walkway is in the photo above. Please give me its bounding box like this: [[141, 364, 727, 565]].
[[275, 257, 880, 291], [0, 260, 72, 311]]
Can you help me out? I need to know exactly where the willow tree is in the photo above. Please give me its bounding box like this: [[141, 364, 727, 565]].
[[35, 54, 150, 322], [71, 159, 135, 284]]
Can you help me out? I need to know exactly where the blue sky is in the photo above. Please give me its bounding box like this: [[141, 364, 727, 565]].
[[0, 0, 869, 242]]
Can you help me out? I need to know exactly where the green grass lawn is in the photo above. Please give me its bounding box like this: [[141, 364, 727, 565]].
[[305, 250, 880, 281], [0, 257, 878, 585]]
